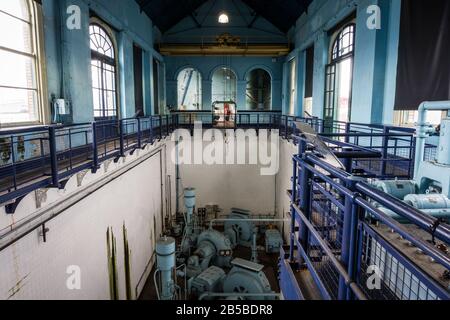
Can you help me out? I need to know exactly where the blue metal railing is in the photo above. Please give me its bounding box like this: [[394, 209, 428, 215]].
[[0, 112, 437, 211], [0, 115, 175, 209], [282, 136, 450, 301]]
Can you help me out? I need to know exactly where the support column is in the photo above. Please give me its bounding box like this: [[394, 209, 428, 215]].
[[311, 32, 328, 119], [352, 0, 391, 124], [295, 50, 306, 117], [117, 31, 136, 118], [143, 50, 152, 116], [59, 0, 93, 123], [202, 80, 212, 110], [282, 62, 289, 114]]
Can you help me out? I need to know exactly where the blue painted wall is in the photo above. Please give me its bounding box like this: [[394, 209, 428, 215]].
[[161, 0, 286, 111], [285, 0, 402, 124], [42, 0, 159, 123]]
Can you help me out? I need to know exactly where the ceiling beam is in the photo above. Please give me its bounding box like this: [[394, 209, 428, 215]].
[[248, 14, 259, 28], [139, 0, 155, 13], [190, 13, 202, 28]]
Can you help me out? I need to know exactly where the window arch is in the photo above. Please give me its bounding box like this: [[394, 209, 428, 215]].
[[177, 67, 202, 110], [331, 24, 355, 62], [246, 68, 271, 110], [0, 0, 44, 125], [90, 22, 118, 119], [324, 23, 356, 126], [211, 67, 237, 103]]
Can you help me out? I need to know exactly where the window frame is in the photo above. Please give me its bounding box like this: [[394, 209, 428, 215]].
[[211, 67, 238, 104], [177, 67, 203, 111], [89, 19, 119, 120], [323, 22, 356, 125], [0, 0, 48, 128], [245, 68, 272, 111], [330, 23, 356, 64]]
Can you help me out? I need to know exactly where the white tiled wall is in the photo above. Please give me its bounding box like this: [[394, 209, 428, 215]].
[[0, 141, 175, 300]]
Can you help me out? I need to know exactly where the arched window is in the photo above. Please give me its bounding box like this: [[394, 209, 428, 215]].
[[90, 23, 118, 119], [246, 68, 271, 110], [331, 24, 355, 62], [0, 0, 43, 125], [324, 23, 355, 126], [177, 68, 202, 110], [212, 67, 237, 103]]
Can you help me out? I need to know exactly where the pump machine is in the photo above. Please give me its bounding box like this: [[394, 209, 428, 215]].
[[372, 102, 450, 223], [154, 187, 282, 300]]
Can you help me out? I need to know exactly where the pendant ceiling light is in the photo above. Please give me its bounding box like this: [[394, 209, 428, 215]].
[[218, 12, 229, 24]]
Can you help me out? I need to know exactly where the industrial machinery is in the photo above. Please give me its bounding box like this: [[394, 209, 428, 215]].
[[154, 236, 177, 300], [189, 266, 226, 299], [371, 102, 450, 223], [189, 258, 274, 300], [155, 187, 281, 300], [186, 229, 233, 277], [180, 188, 201, 254], [224, 208, 255, 247], [264, 229, 283, 253], [222, 258, 274, 300]]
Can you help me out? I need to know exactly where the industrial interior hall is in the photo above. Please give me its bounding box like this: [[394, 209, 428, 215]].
[[0, 0, 449, 302]]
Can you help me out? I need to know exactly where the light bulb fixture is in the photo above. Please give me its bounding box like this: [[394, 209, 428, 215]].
[[218, 12, 229, 24]]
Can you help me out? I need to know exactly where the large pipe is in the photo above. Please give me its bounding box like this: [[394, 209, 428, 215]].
[[356, 182, 450, 244], [414, 101, 450, 177], [209, 218, 288, 230]]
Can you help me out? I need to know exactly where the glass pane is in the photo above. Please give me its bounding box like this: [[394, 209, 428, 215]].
[[91, 62, 101, 89], [89, 24, 115, 59], [212, 67, 237, 103], [0, 0, 29, 21], [336, 58, 353, 122], [177, 68, 202, 110], [92, 88, 101, 111], [0, 87, 38, 123], [0, 11, 32, 53], [0, 50, 36, 88]]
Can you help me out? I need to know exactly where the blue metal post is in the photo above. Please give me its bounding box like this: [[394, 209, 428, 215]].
[[345, 122, 351, 144], [345, 179, 360, 300], [338, 184, 353, 300], [119, 120, 125, 157], [381, 126, 389, 177], [298, 140, 311, 263], [289, 156, 298, 262], [48, 126, 59, 188], [137, 118, 142, 149], [150, 116, 154, 144], [92, 122, 99, 172], [166, 115, 169, 137], [285, 116, 288, 139]]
